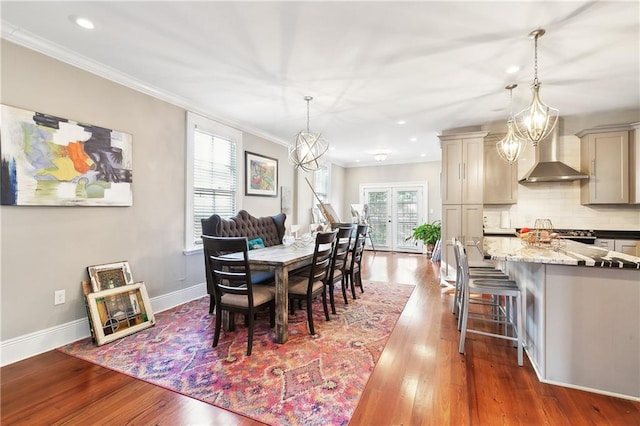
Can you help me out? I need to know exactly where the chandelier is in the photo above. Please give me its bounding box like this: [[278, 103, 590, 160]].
[[514, 29, 559, 146], [496, 84, 525, 164], [288, 96, 328, 172]]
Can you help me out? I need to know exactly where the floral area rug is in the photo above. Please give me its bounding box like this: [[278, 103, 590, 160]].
[[59, 281, 414, 426]]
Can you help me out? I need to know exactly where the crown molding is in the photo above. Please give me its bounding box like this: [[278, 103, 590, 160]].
[[0, 20, 290, 148]]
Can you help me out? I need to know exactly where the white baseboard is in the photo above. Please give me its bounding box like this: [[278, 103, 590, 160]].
[[0, 282, 207, 367]]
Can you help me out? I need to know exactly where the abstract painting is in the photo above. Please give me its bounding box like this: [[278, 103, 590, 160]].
[[0, 104, 133, 206], [245, 151, 277, 197]]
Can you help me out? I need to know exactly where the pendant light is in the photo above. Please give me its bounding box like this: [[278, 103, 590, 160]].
[[496, 84, 525, 164], [514, 29, 559, 146], [288, 96, 328, 172]]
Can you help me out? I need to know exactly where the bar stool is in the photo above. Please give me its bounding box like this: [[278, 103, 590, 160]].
[[456, 240, 523, 366], [451, 237, 510, 320]]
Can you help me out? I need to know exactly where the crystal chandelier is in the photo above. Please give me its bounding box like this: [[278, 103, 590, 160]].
[[288, 96, 328, 172], [496, 84, 525, 164], [514, 29, 559, 146]]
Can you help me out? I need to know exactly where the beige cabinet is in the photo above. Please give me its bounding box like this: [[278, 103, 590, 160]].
[[483, 135, 518, 204], [440, 132, 486, 205], [629, 123, 640, 204], [594, 238, 615, 251], [614, 239, 639, 257], [595, 238, 638, 256], [440, 131, 487, 279], [441, 204, 484, 278], [578, 127, 629, 204]]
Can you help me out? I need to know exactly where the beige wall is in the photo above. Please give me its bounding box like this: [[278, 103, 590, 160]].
[[343, 162, 442, 223], [0, 41, 292, 341]]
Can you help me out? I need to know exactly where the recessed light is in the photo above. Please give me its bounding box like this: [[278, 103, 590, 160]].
[[506, 65, 520, 74], [355, 159, 361, 163], [396, 120, 406, 125], [420, 153, 426, 157], [410, 137, 417, 142], [71, 15, 95, 30], [329, 146, 336, 151]]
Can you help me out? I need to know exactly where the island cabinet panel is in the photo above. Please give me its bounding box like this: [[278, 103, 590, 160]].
[[482, 236, 640, 400], [483, 136, 518, 204], [579, 129, 629, 204], [440, 132, 486, 205]]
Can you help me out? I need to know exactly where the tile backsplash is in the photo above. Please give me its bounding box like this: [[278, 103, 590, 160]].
[[483, 134, 640, 231]]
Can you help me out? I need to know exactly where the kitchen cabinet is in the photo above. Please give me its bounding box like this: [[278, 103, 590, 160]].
[[594, 238, 615, 251], [615, 239, 639, 257], [629, 123, 640, 204], [440, 132, 487, 205], [594, 238, 639, 256], [441, 204, 484, 278], [483, 135, 517, 204], [577, 126, 630, 204], [439, 131, 487, 279]]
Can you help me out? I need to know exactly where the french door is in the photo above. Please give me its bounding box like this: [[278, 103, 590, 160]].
[[361, 183, 426, 253]]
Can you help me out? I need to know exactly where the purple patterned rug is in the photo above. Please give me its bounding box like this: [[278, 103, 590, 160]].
[[59, 281, 414, 425]]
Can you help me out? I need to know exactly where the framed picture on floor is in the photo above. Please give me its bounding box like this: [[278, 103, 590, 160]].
[[87, 261, 134, 292], [85, 281, 155, 346], [245, 151, 278, 197]]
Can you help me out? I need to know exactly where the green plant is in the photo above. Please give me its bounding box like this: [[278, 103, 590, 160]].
[[406, 220, 441, 247]]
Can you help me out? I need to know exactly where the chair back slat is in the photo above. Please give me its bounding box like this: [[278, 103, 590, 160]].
[[309, 231, 337, 285], [202, 236, 254, 303], [332, 227, 353, 271]]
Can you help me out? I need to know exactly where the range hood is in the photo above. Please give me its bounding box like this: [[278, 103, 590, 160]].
[[519, 122, 588, 183]]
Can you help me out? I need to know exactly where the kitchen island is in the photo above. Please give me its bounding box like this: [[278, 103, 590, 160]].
[[480, 236, 640, 401]]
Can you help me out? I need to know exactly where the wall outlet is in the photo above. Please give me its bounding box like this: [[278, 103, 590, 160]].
[[54, 290, 66, 305]]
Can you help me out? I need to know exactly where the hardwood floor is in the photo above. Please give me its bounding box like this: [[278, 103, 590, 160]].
[[2, 251, 639, 425]]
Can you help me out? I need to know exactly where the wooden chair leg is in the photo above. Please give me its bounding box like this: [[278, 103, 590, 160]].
[[322, 291, 330, 321], [213, 307, 222, 347], [328, 283, 336, 314], [306, 297, 315, 335], [247, 311, 254, 356], [341, 276, 349, 304], [350, 272, 358, 299], [209, 295, 215, 314]]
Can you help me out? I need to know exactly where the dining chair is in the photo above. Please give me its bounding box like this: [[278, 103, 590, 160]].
[[345, 224, 367, 300], [327, 226, 354, 313], [287, 231, 337, 335], [456, 239, 523, 366], [202, 235, 276, 356]]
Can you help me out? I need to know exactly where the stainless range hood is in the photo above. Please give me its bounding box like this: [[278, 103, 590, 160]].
[[519, 122, 588, 183]]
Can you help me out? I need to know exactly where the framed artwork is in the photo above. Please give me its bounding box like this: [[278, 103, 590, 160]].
[[0, 104, 133, 206], [85, 281, 155, 346], [245, 151, 278, 197], [87, 261, 134, 292]]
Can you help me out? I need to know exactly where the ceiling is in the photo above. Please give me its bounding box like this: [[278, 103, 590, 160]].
[[1, 1, 639, 167]]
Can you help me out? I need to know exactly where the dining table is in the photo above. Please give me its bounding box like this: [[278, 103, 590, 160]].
[[243, 242, 317, 343]]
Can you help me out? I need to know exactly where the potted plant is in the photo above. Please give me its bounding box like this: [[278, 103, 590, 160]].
[[406, 220, 441, 257]]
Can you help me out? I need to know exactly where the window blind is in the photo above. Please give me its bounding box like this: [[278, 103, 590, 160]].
[[192, 129, 236, 244]]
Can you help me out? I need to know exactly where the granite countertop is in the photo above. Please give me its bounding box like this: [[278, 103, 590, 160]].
[[480, 236, 640, 269]]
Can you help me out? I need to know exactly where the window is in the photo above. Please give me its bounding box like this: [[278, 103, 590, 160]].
[[185, 112, 242, 253], [313, 165, 329, 203]]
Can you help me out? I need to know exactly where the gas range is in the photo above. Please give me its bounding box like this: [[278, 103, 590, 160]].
[[555, 229, 596, 244]]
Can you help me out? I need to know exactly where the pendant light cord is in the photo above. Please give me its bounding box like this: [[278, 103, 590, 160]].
[[533, 33, 539, 84]]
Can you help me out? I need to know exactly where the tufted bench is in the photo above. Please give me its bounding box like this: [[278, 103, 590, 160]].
[[201, 210, 286, 313]]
